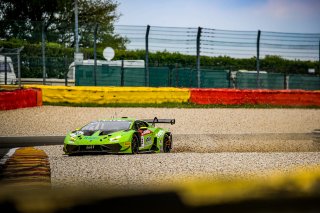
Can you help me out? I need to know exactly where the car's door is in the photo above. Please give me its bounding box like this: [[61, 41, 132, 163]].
[[135, 120, 154, 150]]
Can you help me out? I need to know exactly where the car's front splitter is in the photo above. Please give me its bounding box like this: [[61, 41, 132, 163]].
[[64, 143, 131, 154]]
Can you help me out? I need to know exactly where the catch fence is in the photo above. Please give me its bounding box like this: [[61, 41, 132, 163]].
[[0, 21, 319, 89], [75, 65, 320, 90]]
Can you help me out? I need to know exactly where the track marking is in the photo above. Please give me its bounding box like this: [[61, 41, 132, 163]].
[[0, 147, 51, 188], [0, 147, 18, 167]]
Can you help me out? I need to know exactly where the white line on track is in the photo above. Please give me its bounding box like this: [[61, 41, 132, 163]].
[[0, 148, 18, 166]]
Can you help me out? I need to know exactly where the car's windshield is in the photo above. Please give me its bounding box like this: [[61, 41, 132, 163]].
[[81, 120, 131, 132]]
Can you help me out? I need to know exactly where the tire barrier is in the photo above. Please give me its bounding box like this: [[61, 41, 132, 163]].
[[0, 147, 51, 188], [0, 88, 42, 110], [190, 89, 320, 106], [24, 85, 190, 104]]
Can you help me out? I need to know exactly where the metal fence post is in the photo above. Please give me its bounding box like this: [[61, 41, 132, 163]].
[[256, 30, 261, 88], [17, 47, 24, 89], [283, 72, 287, 89], [74, 0, 79, 53], [93, 23, 98, 86], [4, 56, 7, 85], [145, 25, 150, 86], [228, 67, 232, 88], [42, 21, 46, 85], [121, 59, 124, 86], [64, 56, 68, 86], [196, 27, 202, 88]]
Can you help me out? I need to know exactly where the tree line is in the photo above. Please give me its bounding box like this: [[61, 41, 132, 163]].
[[0, 0, 126, 49]]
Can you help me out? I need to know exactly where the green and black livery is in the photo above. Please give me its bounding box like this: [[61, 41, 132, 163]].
[[63, 117, 174, 155]]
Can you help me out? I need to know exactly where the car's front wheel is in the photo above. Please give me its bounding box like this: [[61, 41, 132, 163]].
[[131, 134, 139, 154]]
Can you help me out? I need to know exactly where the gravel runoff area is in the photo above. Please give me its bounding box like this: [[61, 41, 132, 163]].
[[1, 106, 320, 188], [1, 106, 320, 135], [40, 145, 320, 189]]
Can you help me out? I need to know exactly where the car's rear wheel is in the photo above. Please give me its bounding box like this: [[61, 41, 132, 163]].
[[131, 134, 139, 154], [163, 134, 171, 153]]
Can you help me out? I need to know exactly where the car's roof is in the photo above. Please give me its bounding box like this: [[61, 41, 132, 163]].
[[97, 117, 137, 122]]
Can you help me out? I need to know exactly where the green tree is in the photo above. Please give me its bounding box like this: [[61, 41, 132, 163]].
[[0, 0, 127, 49], [0, 0, 59, 42], [261, 55, 287, 72]]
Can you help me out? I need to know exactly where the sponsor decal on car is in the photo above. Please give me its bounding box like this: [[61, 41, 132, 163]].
[[84, 136, 99, 140], [157, 130, 164, 138], [70, 131, 84, 138], [86, 145, 94, 150], [145, 136, 152, 145], [141, 129, 153, 136]]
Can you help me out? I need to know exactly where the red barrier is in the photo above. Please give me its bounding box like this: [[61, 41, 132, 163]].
[[190, 89, 320, 106], [36, 89, 42, 106], [0, 88, 42, 110]]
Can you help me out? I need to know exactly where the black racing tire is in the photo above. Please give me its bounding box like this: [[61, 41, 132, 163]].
[[163, 134, 171, 153], [131, 134, 139, 154]]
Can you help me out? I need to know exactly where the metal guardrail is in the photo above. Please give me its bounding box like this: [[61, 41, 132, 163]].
[[21, 78, 75, 86]]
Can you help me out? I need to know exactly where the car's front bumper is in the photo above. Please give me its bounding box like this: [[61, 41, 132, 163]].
[[64, 143, 130, 154]]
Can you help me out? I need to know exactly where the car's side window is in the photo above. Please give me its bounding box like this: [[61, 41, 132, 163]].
[[133, 121, 148, 130]]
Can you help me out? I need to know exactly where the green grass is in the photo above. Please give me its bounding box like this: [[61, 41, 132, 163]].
[[43, 102, 320, 109]]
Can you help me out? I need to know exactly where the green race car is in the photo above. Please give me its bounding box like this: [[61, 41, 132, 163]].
[[63, 117, 174, 155]]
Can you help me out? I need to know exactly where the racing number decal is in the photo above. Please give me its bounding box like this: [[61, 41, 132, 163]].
[[141, 137, 145, 147]]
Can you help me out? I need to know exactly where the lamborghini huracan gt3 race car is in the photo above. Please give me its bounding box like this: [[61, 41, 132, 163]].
[[63, 117, 175, 155]]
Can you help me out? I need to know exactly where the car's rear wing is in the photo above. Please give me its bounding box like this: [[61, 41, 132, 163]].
[[143, 117, 175, 126]]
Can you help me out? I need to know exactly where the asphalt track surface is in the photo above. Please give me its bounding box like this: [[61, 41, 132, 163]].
[[0, 136, 64, 148], [1, 132, 319, 158], [0, 136, 63, 160]]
